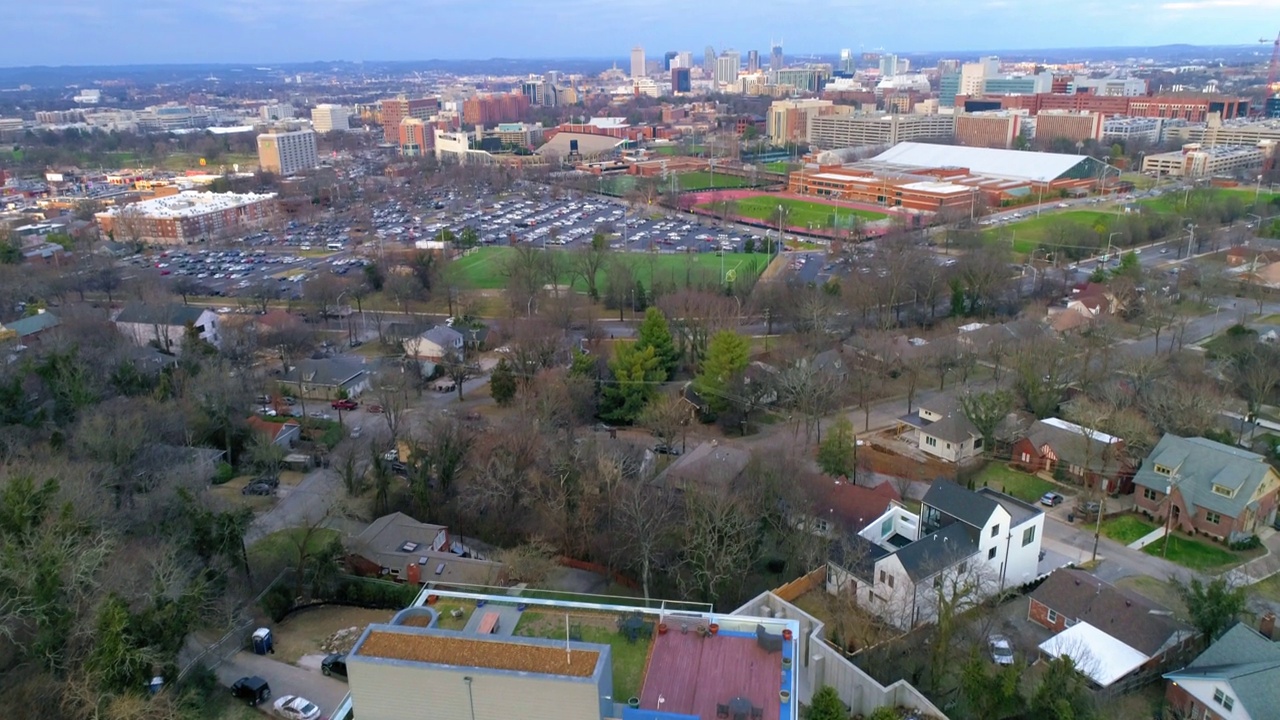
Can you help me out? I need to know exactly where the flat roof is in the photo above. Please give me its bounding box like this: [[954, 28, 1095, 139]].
[[356, 628, 600, 676], [898, 180, 972, 195], [98, 190, 275, 219], [869, 141, 1092, 183], [1039, 621, 1148, 687]]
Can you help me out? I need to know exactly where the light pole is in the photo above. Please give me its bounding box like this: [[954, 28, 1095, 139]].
[[1185, 224, 1197, 259], [1107, 232, 1122, 260]]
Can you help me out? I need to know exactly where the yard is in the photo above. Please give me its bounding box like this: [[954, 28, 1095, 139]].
[[248, 527, 341, 569], [981, 210, 1121, 254], [1138, 187, 1280, 215], [1142, 534, 1243, 571], [672, 171, 753, 191], [973, 463, 1055, 503], [710, 195, 888, 230], [270, 605, 395, 663], [514, 610, 653, 701], [447, 246, 770, 291], [1100, 515, 1159, 545]]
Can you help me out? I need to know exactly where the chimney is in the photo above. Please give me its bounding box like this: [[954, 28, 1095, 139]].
[[1261, 612, 1276, 640]]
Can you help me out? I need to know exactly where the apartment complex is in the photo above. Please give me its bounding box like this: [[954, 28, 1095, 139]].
[[1142, 143, 1272, 178], [311, 104, 350, 133], [1102, 117, 1164, 143], [954, 112, 1023, 149], [806, 112, 955, 150], [95, 191, 277, 244], [257, 128, 318, 176], [1033, 111, 1103, 144], [462, 92, 530, 126], [380, 96, 441, 143], [766, 98, 836, 144]]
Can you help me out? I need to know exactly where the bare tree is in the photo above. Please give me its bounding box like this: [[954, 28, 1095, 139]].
[[615, 480, 677, 601], [677, 488, 758, 604], [639, 391, 690, 449]]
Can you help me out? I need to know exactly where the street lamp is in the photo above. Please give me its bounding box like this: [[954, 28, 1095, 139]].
[[1106, 232, 1122, 259]]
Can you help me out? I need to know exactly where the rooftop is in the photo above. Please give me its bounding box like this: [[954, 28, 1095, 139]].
[[356, 628, 600, 676], [865, 141, 1095, 184], [98, 190, 275, 219]]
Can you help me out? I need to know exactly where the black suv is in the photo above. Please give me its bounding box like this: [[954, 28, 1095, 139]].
[[321, 653, 349, 679], [230, 676, 271, 706]]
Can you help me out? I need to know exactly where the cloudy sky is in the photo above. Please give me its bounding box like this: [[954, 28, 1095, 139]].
[[1, 0, 1272, 66]]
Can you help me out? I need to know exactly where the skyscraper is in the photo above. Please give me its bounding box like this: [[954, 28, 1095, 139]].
[[630, 46, 646, 78], [879, 54, 899, 76], [838, 49, 855, 75], [715, 50, 741, 87], [677, 51, 694, 69], [746, 50, 760, 73], [672, 68, 692, 94], [663, 51, 677, 71], [704, 46, 717, 72], [770, 41, 783, 72]]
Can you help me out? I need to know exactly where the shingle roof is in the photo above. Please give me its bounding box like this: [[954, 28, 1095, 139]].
[[115, 302, 209, 327], [3, 311, 59, 337], [976, 487, 1042, 528], [829, 534, 890, 584], [894, 522, 979, 582], [923, 480, 1000, 530], [1132, 434, 1276, 519], [805, 476, 901, 532], [281, 358, 367, 387], [1030, 569, 1192, 656], [920, 412, 980, 444], [1165, 623, 1280, 718], [1024, 418, 1125, 475]]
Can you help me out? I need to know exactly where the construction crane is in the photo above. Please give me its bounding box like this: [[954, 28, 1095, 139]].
[[1263, 32, 1280, 93]]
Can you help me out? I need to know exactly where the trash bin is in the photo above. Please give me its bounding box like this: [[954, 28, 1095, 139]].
[[252, 627, 275, 655], [1067, 513, 1075, 523]]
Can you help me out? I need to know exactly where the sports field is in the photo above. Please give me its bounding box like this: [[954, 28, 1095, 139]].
[[1138, 188, 1280, 215], [706, 195, 888, 230], [448, 247, 770, 291], [981, 210, 1119, 254], [763, 162, 795, 174], [672, 171, 753, 191]]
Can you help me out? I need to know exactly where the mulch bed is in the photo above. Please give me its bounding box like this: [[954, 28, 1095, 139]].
[[359, 630, 599, 676]]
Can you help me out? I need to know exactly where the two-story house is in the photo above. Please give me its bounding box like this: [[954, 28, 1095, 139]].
[[898, 393, 984, 464], [827, 481, 1044, 629], [113, 303, 221, 352], [402, 325, 464, 376], [1164, 619, 1280, 720], [1133, 434, 1280, 543], [1011, 418, 1133, 494]]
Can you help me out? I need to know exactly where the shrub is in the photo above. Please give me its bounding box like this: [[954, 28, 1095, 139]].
[[211, 462, 235, 485], [332, 577, 418, 609], [1230, 535, 1261, 552], [259, 584, 295, 622]]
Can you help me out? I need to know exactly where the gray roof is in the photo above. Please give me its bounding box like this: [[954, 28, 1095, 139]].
[[923, 481, 1000, 530], [352, 512, 503, 585], [894, 522, 979, 582], [536, 132, 626, 158], [115, 302, 209, 327], [1031, 569, 1191, 656], [281, 357, 367, 387], [1024, 419, 1124, 475], [868, 141, 1094, 184], [976, 487, 1042, 528], [1132, 434, 1276, 519], [920, 412, 980, 444], [1165, 623, 1280, 718], [421, 325, 463, 348], [829, 534, 889, 584], [3, 311, 59, 337]]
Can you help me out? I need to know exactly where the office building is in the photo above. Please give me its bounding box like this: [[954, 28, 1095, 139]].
[[134, 104, 211, 132], [398, 118, 433, 157], [1033, 111, 1104, 144], [938, 59, 961, 74], [983, 73, 1054, 95], [878, 54, 899, 76], [462, 92, 530, 126], [380, 96, 440, 143], [257, 128, 318, 176], [747, 50, 760, 73], [490, 122, 543, 148], [259, 103, 295, 122], [1102, 117, 1164, 144], [672, 67, 692, 94], [954, 112, 1023, 149], [675, 51, 693, 69], [704, 46, 717, 72], [806, 112, 956, 150], [960, 56, 1000, 96], [1127, 94, 1248, 122], [715, 50, 741, 87], [1268, 96, 1280, 119], [1070, 76, 1147, 96], [770, 42, 783, 71], [774, 68, 829, 93], [839, 49, 856, 74], [631, 46, 646, 78], [662, 51, 677, 71], [95, 191, 277, 245], [311, 104, 350, 133], [768, 98, 836, 144], [939, 74, 961, 107], [1142, 143, 1272, 178]]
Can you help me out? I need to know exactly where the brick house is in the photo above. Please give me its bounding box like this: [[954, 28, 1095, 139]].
[[1028, 569, 1196, 679], [1133, 434, 1280, 543], [1164, 619, 1280, 719], [1010, 418, 1133, 494]]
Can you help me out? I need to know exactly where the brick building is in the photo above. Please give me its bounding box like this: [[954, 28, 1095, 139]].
[[954, 112, 1023, 148], [380, 96, 440, 143], [96, 191, 277, 245], [462, 92, 530, 126], [1033, 111, 1103, 144]]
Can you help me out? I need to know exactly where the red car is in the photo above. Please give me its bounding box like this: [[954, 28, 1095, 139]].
[[331, 399, 358, 410]]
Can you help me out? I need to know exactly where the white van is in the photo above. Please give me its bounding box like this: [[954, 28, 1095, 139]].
[[326, 242, 344, 250]]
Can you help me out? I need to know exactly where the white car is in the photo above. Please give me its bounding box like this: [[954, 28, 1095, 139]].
[[988, 635, 1014, 666], [273, 695, 321, 720]]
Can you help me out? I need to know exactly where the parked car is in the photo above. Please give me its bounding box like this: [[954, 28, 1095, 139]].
[[273, 695, 321, 720], [322, 653, 348, 679], [1075, 500, 1102, 517], [988, 635, 1014, 665], [366, 404, 384, 414], [242, 482, 275, 496], [331, 399, 358, 410], [231, 676, 271, 706], [1039, 492, 1064, 507]]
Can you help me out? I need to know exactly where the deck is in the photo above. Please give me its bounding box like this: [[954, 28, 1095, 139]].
[[639, 625, 783, 720]]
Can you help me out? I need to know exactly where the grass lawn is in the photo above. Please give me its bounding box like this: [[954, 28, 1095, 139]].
[[159, 152, 259, 171], [514, 611, 652, 701], [249, 528, 341, 567], [1138, 188, 1280, 215], [673, 171, 752, 190], [1252, 573, 1280, 605], [447, 246, 771, 292], [432, 600, 477, 631], [973, 463, 1054, 503], [763, 161, 795, 173], [981, 210, 1121, 254], [1100, 515, 1159, 545], [716, 195, 888, 229], [1142, 534, 1240, 571]]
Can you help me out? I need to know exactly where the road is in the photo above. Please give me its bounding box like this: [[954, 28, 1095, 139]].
[[217, 651, 349, 718], [1040, 515, 1198, 585]]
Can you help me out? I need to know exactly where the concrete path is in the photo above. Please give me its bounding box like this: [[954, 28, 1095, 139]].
[[1042, 514, 1200, 585], [216, 650, 349, 718], [1224, 529, 1280, 586]]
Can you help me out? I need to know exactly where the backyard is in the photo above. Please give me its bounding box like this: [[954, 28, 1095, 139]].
[[447, 246, 771, 291], [710, 195, 888, 230], [514, 610, 653, 702], [972, 463, 1055, 503]]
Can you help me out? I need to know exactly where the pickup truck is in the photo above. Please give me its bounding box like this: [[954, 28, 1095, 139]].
[[331, 399, 358, 410]]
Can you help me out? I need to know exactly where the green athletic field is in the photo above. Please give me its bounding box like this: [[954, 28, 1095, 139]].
[[705, 195, 888, 229], [981, 210, 1120, 254], [670, 171, 753, 190], [448, 247, 771, 291]]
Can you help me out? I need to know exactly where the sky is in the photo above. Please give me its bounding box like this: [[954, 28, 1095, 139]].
[[1, 0, 1275, 67]]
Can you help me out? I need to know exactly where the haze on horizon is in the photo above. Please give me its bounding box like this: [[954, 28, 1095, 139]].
[[2, 0, 1274, 67]]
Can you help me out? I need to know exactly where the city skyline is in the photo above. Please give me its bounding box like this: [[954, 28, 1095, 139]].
[[0, 0, 1274, 67]]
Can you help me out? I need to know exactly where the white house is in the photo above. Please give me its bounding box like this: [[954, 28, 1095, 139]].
[[113, 303, 221, 352], [828, 481, 1044, 629], [402, 325, 464, 375], [899, 394, 983, 463]]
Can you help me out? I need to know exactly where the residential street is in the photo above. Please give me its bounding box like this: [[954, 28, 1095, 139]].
[[1040, 515, 1199, 585], [216, 650, 349, 717]]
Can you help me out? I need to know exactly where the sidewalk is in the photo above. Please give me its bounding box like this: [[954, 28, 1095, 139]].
[[1223, 528, 1280, 586]]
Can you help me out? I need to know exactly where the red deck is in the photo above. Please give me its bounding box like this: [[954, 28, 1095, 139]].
[[639, 627, 783, 720]]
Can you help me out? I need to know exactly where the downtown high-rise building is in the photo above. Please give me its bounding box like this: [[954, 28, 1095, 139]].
[[630, 46, 646, 78], [838, 49, 855, 74], [672, 67, 692, 93], [676, 51, 694, 69], [715, 50, 741, 87], [746, 50, 760, 73], [770, 41, 783, 71], [257, 128, 318, 176], [663, 51, 677, 71], [704, 46, 716, 72]]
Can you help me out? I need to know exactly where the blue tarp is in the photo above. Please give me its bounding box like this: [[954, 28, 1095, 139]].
[[623, 707, 700, 720]]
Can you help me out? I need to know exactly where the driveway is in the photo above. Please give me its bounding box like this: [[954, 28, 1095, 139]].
[[217, 650, 349, 717], [246, 465, 343, 545]]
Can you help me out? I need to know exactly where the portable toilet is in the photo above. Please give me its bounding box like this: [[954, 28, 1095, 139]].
[[148, 676, 164, 695], [252, 628, 275, 655]]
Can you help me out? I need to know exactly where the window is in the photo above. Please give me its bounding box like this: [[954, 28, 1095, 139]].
[[815, 518, 830, 533], [1069, 464, 1083, 476], [925, 435, 938, 447], [1213, 688, 1234, 711], [988, 547, 997, 560], [1046, 608, 1059, 624], [1022, 526, 1036, 546], [991, 524, 1000, 538], [887, 575, 895, 588], [974, 437, 984, 449], [1021, 452, 1031, 463], [1207, 512, 1221, 525], [879, 570, 886, 584], [1154, 464, 1172, 476], [1212, 484, 1236, 498], [945, 442, 952, 450], [1143, 488, 1158, 502]]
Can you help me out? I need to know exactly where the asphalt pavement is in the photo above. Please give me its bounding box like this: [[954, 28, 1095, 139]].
[[217, 650, 349, 718]]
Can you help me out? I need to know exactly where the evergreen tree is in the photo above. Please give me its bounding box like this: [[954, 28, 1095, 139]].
[[693, 330, 750, 413], [600, 342, 663, 424], [805, 686, 846, 720], [817, 417, 856, 478], [635, 307, 678, 379], [489, 358, 517, 406]]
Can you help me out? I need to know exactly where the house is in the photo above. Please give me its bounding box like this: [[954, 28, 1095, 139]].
[[653, 440, 752, 491], [1133, 434, 1280, 543], [1029, 569, 1196, 687], [279, 358, 371, 400], [346, 512, 505, 586], [1163, 619, 1280, 720], [114, 303, 221, 352], [1064, 282, 1123, 318], [1011, 418, 1132, 494], [898, 393, 983, 463], [402, 325, 463, 374], [0, 309, 60, 347], [955, 318, 1049, 352], [246, 416, 300, 448], [800, 476, 902, 537], [827, 481, 1044, 629]]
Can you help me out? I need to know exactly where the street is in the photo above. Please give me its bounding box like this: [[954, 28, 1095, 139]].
[[217, 650, 349, 718]]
